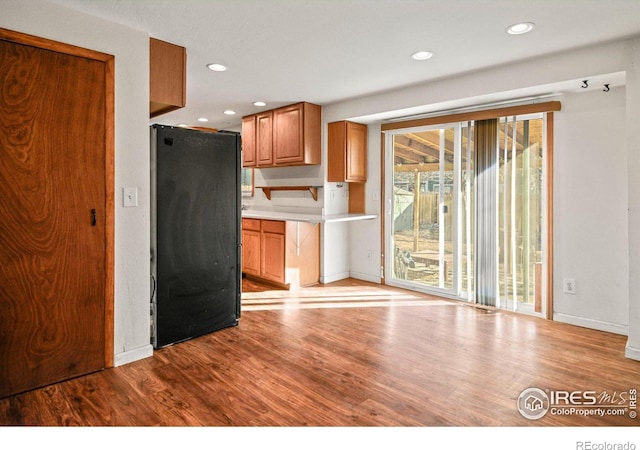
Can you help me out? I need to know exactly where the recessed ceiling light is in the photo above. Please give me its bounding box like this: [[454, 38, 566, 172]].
[[506, 22, 535, 35], [206, 63, 227, 72], [253, 101, 267, 107], [197, 117, 208, 122], [411, 51, 434, 61], [177, 124, 188, 128], [223, 110, 236, 115]]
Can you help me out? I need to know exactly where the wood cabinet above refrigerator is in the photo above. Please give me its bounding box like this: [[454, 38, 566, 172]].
[[150, 38, 186, 118]]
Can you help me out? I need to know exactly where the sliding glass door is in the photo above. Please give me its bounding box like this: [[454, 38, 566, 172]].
[[496, 115, 545, 314], [387, 123, 473, 298], [385, 114, 548, 317]]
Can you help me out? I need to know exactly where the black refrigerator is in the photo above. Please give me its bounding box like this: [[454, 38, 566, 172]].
[[150, 124, 241, 349]]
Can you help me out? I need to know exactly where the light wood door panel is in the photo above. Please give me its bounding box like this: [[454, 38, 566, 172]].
[[242, 229, 261, 276], [261, 232, 285, 284], [346, 121, 367, 181], [328, 121, 367, 182], [242, 115, 256, 167], [273, 104, 303, 164], [0, 37, 108, 398], [256, 111, 273, 166]]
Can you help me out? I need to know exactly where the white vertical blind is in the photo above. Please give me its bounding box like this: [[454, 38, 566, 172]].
[[464, 122, 473, 301]]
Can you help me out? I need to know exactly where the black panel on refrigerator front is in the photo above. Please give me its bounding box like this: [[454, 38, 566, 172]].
[[153, 125, 240, 348]]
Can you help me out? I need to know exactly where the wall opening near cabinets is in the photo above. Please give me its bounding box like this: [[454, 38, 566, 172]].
[[242, 168, 254, 197]]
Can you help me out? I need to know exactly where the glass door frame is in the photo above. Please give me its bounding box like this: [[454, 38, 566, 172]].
[[495, 113, 550, 318], [381, 103, 558, 320], [383, 122, 470, 301]]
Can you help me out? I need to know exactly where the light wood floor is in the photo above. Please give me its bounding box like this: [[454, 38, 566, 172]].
[[1, 278, 638, 426]]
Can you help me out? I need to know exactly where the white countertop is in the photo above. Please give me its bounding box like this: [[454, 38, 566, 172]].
[[242, 210, 378, 224]]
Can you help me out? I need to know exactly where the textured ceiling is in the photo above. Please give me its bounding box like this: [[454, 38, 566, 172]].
[[48, 0, 640, 129]]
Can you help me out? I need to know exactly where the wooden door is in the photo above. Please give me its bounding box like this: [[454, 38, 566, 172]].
[[242, 229, 261, 277], [346, 121, 367, 182], [327, 120, 367, 182], [273, 103, 303, 165], [0, 30, 113, 398], [261, 232, 285, 283], [256, 111, 273, 166], [242, 115, 256, 167], [260, 221, 286, 284]]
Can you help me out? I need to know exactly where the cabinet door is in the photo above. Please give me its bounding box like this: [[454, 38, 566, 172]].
[[273, 103, 304, 164], [242, 115, 256, 167], [261, 231, 285, 284], [242, 229, 261, 276], [346, 121, 367, 182], [328, 120, 367, 182], [256, 111, 273, 166]]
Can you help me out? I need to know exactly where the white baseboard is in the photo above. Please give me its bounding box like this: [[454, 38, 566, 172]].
[[625, 343, 640, 361], [348, 271, 381, 284], [114, 344, 154, 367], [553, 312, 628, 336], [320, 271, 350, 284]]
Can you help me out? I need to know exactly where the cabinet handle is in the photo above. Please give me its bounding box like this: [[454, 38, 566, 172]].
[[91, 209, 97, 226]]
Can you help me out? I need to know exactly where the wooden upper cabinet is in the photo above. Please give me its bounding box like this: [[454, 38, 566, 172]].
[[256, 111, 273, 166], [150, 38, 186, 118], [273, 102, 321, 166], [242, 115, 257, 167], [242, 102, 321, 168], [328, 120, 367, 182]]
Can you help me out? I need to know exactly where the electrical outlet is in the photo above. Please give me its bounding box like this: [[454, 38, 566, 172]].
[[563, 278, 577, 294]]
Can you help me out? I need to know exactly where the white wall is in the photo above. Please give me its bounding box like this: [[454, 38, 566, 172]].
[[2, 0, 153, 365], [625, 38, 640, 360], [553, 87, 628, 334]]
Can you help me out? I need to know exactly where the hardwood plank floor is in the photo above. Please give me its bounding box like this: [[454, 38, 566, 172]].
[[1, 278, 639, 427]]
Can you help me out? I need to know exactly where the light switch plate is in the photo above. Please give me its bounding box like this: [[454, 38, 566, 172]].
[[123, 187, 138, 207]]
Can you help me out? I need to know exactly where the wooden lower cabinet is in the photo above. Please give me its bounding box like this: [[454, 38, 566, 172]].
[[242, 218, 319, 289]]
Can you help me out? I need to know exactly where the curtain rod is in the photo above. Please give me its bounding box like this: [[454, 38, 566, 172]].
[[384, 93, 559, 123]]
